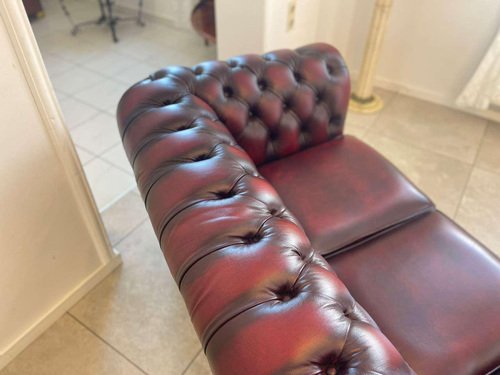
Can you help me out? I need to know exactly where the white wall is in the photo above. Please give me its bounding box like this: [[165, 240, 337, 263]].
[[0, 2, 120, 368], [215, 0, 267, 59], [344, 0, 500, 106], [316, 0, 357, 58], [215, 0, 500, 110], [263, 0, 321, 51], [216, 0, 324, 59]]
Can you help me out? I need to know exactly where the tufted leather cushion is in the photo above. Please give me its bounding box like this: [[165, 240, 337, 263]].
[[328, 212, 500, 375], [117, 44, 414, 374], [259, 135, 434, 256], [118, 43, 350, 166]]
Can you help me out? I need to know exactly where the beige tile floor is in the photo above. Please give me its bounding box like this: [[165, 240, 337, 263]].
[[3, 1, 499, 374]]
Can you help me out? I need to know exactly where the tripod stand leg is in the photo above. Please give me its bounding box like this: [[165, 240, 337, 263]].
[[137, 0, 145, 26], [104, 0, 119, 42]]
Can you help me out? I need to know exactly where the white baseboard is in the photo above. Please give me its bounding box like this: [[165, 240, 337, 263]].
[[352, 71, 500, 124], [0, 251, 122, 370]]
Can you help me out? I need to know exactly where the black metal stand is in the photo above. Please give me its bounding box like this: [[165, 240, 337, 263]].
[[59, 0, 144, 43]]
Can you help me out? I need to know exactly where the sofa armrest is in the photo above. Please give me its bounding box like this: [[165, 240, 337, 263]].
[[116, 45, 414, 375], [119, 43, 350, 166]]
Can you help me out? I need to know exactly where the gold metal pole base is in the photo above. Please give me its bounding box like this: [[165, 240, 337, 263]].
[[349, 93, 384, 114]]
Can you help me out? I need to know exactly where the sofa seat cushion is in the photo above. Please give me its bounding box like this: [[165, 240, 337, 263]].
[[258, 135, 433, 256], [327, 212, 500, 375]]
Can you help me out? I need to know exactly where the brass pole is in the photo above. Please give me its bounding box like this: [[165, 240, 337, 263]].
[[350, 0, 393, 114]]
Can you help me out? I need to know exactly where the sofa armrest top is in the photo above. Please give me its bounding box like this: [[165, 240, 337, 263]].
[[117, 44, 414, 375], [118, 43, 350, 166]]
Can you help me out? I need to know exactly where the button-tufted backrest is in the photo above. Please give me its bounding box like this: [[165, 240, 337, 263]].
[[117, 44, 414, 375], [138, 43, 350, 165]]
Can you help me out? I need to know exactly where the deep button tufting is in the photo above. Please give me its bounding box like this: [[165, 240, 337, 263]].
[[269, 207, 279, 216], [214, 190, 235, 199], [117, 43, 415, 375], [317, 354, 342, 375], [274, 283, 299, 302], [324, 366, 337, 375], [293, 71, 302, 82], [282, 99, 291, 110], [160, 98, 178, 107], [177, 124, 193, 131], [248, 107, 258, 118], [326, 65, 334, 75], [296, 251, 307, 261], [192, 153, 211, 162], [316, 92, 324, 103], [257, 79, 268, 91], [222, 86, 234, 98], [269, 130, 279, 141], [241, 232, 262, 244]]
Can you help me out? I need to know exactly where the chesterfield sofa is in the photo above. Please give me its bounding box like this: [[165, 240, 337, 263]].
[[116, 44, 500, 375]]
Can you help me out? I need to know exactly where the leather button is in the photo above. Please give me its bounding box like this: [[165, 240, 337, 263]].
[[177, 124, 193, 131], [257, 80, 267, 91], [194, 66, 203, 75], [215, 190, 234, 199], [192, 153, 211, 162], [223, 86, 233, 98], [275, 284, 298, 302], [241, 232, 262, 244]]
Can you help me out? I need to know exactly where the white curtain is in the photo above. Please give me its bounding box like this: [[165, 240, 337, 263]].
[[456, 26, 500, 110]]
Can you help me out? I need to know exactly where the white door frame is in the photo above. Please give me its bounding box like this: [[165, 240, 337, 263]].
[[0, 1, 121, 369]]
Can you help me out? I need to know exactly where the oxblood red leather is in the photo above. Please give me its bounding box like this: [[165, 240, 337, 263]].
[[117, 43, 500, 374], [118, 43, 350, 167], [328, 212, 500, 375], [259, 135, 433, 256]]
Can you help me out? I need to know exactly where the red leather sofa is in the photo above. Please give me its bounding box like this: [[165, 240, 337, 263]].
[[117, 44, 500, 375]]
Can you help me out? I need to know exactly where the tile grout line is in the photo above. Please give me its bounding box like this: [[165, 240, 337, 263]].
[[361, 89, 399, 138], [67, 110, 105, 132], [180, 348, 203, 375], [451, 121, 490, 219], [363, 92, 490, 167], [107, 216, 150, 247], [366, 129, 478, 166], [67, 313, 149, 375]]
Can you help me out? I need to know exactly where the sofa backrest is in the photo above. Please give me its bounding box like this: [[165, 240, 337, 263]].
[[119, 43, 350, 166], [117, 44, 414, 375]]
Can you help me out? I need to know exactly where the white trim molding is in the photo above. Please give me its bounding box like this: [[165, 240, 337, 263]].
[[0, 1, 121, 369]]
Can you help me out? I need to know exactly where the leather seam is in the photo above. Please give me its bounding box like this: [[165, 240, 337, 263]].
[[202, 299, 276, 352], [177, 213, 278, 287], [131, 115, 216, 166], [324, 206, 435, 259], [143, 142, 230, 205], [157, 172, 250, 245]]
